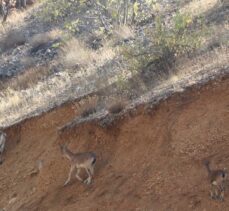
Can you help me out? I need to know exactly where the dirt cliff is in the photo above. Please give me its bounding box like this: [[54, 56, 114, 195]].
[[0, 75, 229, 211]]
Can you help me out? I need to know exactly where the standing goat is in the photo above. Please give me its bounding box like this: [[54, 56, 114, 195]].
[[60, 144, 96, 186], [204, 160, 227, 201], [0, 131, 6, 164]]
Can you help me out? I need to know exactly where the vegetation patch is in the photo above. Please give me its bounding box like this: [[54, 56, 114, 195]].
[[76, 97, 98, 118], [29, 30, 63, 54], [123, 12, 208, 80], [107, 101, 125, 114], [80, 106, 97, 118], [0, 29, 27, 52], [0, 65, 52, 91]]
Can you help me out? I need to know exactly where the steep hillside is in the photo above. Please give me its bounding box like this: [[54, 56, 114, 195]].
[[0, 75, 228, 211], [0, 0, 228, 210]]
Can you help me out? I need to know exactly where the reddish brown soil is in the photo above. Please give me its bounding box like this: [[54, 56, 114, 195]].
[[0, 77, 229, 211]]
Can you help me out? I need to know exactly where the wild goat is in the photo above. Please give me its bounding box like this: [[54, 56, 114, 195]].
[[204, 160, 227, 201], [0, 131, 6, 164], [60, 144, 96, 186]]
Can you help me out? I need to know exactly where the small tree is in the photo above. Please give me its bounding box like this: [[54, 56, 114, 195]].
[[123, 12, 207, 75]]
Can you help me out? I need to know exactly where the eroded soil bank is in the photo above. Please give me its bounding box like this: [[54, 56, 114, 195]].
[[0, 76, 229, 211]]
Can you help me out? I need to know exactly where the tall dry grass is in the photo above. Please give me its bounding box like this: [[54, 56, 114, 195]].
[[0, 65, 52, 91]]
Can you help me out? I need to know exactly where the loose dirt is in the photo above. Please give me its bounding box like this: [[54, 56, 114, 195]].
[[0, 76, 229, 211]]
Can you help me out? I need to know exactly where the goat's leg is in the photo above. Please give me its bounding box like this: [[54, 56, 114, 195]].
[[218, 184, 225, 201], [210, 185, 218, 200], [75, 168, 83, 182], [64, 165, 74, 186], [219, 183, 226, 192], [88, 165, 94, 175], [219, 189, 225, 201], [210, 185, 224, 201], [84, 168, 92, 185]]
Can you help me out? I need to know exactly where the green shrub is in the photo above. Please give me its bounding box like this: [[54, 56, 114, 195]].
[[37, 0, 79, 23], [123, 12, 208, 73], [155, 13, 204, 56], [64, 19, 80, 34]]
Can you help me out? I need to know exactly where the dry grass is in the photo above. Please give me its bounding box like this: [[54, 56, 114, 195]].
[[21, 57, 37, 69], [205, 23, 229, 48], [0, 29, 26, 51], [0, 0, 227, 128], [60, 38, 95, 68], [1, 65, 51, 91], [113, 25, 135, 41], [60, 37, 116, 69], [0, 1, 42, 33], [180, 0, 219, 17], [29, 29, 63, 52], [77, 97, 98, 118], [0, 10, 25, 32]]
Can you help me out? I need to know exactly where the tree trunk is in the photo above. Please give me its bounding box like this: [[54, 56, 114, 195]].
[[131, 0, 136, 24], [123, 0, 129, 25]]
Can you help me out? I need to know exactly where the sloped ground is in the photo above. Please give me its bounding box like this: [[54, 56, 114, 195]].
[[0, 0, 228, 128], [0, 75, 228, 211], [0, 0, 228, 210]]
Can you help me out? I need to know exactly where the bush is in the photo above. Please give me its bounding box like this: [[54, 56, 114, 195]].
[[37, 0, 83, 23], [123, 12, 207, 74], [107, 101, 125, 114], [29, 30, 63, 54], [80, 106, 97, 118], [154, 13, 204, 56], [76, 96, 98, 118]]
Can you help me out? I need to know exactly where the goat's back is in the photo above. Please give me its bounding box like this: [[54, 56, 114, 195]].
[[73, 152, 96, 166]]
